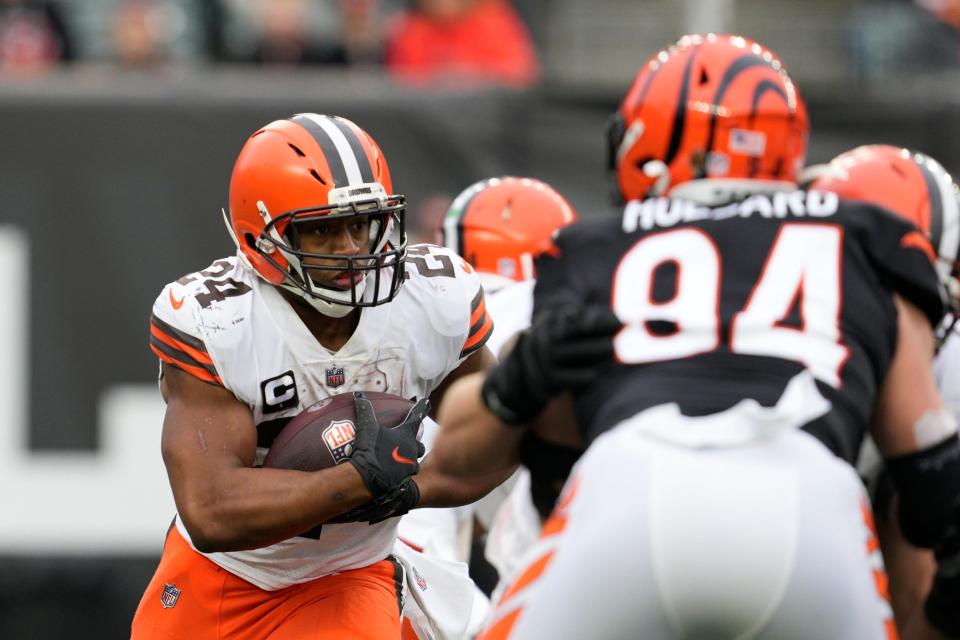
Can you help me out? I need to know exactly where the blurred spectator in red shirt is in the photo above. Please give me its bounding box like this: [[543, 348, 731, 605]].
[[916, 0, 960, 29], [0, 0, 72, 73], [385, 0, 539, 88]]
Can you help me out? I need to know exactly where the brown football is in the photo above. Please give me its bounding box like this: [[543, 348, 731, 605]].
[[261, 391, 416, 472]]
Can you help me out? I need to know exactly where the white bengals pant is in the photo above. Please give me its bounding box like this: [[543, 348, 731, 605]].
[[480, 372, 896, 640]]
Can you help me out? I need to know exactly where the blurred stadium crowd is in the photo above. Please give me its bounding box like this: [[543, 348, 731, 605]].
[[2, 0, 960, 87], [0, 0, 540, 86]]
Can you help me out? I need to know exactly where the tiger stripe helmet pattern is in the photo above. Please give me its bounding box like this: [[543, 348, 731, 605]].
[[439, 176, 578, 292], [226, 113, 407, 317], [607, 33, 809, 204], [810, 144, 960, 310]]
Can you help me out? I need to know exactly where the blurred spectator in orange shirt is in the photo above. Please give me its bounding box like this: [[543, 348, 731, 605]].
[[0, 0, 72, 73], [385, 0, 539, 88]]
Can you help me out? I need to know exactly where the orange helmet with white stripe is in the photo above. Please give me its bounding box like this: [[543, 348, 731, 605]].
[[810, 144, 960, 310], [226, 113, 406, 317], [438, 177, 578, 291], [607, 34, 809, 205]]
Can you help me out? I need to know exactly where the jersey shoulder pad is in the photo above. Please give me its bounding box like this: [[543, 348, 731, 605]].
[[148, 256, 250, 385], [403, 243, 493, 359], [531, 222, 596, 317], [844, 200, 946, 326]]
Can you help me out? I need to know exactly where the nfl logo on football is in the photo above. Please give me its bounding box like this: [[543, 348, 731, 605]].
[[322, 420, 356, 463], [161, 583, 181, 609], [326, 366, 345, 388]]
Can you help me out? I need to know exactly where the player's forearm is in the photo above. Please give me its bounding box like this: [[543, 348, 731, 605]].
[[414, 460, 518, 509], [433, 373, 526, 477], [177, 463, 372, 552]]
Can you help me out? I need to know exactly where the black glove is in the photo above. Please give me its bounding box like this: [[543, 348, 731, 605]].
[[926, 519, 960, 636], [482, 305, 622, 425], [328, 479, 421, 525], [348, 392, 428, 498]]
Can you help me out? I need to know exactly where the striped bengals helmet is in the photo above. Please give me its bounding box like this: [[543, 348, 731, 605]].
[[810, 144, 960, 310], [439, 177, 578, 292], [226, 113, 406, 318], [607, 33, 809, 205]]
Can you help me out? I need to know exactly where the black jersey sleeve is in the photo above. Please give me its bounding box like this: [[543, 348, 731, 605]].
[[854, 202, 946, 327], [532, 225, 585, 320], [532, 219, 623, 320]]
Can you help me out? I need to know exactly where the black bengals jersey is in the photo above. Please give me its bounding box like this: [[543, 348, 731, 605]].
[[533, 190, 944, 463]]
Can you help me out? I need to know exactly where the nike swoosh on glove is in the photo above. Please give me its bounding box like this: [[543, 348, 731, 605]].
[[348, 392, 429, 498]]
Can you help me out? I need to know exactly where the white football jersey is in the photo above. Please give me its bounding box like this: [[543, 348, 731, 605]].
[[149, 244, 493, 590], [484, 279, 534, 357]]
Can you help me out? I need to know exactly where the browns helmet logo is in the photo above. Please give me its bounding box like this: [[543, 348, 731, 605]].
[[606, 34, 809, 204]]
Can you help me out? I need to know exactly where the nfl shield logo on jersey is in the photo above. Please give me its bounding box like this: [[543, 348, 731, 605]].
[[322, 420, 356, 463], [161, 583, 181, 609], [326, 366, 345, 388], [413, 565, 428, 591]]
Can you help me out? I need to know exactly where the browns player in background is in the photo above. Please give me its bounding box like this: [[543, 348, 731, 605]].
[[438, 176, 578, 357], [131, 113, 504, 639], [431, 33, 960, 638], [430, 176, 580, 592], [810, 144, 960, 640]]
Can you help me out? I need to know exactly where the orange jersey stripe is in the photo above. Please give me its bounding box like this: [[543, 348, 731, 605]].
[[150, 323, 215, 366], [464, 313, 493, 349], [498, 551, 555, 607], [470, 296, 488, 328], [539, 513, 567, 538], [901, 230, 937, 264], [477, 609, 523, 640], [151, 345, 223, 385]]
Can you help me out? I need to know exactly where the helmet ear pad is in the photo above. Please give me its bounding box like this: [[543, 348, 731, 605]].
[[230, 216, 289, 286]]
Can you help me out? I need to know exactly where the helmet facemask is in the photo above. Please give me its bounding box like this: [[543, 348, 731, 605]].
[[252, 186, 407, 317]]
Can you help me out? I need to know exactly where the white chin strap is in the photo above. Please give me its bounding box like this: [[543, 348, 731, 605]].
[[280, 279, 367, 318]]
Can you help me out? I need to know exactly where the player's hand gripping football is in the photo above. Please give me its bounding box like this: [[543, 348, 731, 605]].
[[482, 304, 622, 425], [328, 478, 421, 525], [348, 392, 428, 498]]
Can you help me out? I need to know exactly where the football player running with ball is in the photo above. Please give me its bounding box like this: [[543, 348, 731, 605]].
[[432, 34, 960, 639], [132, 113, 505, 639]]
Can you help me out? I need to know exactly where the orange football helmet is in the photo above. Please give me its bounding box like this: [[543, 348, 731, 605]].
[[226, 113, 406, 317], [607, 34, 809, 205], [810, 144, 960, 309], [439, 177, 578, 291]]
